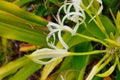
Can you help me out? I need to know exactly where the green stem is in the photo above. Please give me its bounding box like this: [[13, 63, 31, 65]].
[[117, 59, 120, 71], [76, 33, 108, 47], [86, 53, 110, 80], [96, 53, 119, 77], [96, 53, 110, 66], [105, 39, 120, 47], [96, 55, 112, 73], [69, 50, 107, 56]]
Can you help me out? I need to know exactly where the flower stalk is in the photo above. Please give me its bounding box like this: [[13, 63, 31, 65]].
[[27, 48, 106, 65], [96, 53, 118, 77], [85, 53, 111, 80], [76, 33, 108, 47]]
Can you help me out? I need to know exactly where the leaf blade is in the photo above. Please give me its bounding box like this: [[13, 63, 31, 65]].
[[0, 22, 47, 46]]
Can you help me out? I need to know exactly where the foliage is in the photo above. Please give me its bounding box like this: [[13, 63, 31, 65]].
[[0, 0, 120, 80]]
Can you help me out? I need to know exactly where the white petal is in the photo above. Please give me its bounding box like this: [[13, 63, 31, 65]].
[[62, 12, 85, 24], [58, 30, 69, 49], [73, 22, 80, 33], [27, 48, 68, 64], [30, 57, 58, 64], [46, 29, 60, 49], [63, 25, 74, 35], [47, 22, 62, 29]]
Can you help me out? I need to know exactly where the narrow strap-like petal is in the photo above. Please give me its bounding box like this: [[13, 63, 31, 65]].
[[58, 30, 69, 50]]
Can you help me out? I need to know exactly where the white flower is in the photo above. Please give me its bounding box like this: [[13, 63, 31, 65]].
[[26, 48, 69, 64], [46, 22, 73, 50], [46, 0, 86, 50], [60, 0, 86, 32], [46, 0, 103, 50], [72, 0, 103, 22]]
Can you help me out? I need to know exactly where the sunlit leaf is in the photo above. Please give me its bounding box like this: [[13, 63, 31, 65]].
[[0, 22, 47, 46], [9, 59, 41, 80], [14, 0, 34, 6], [0, 10, 48, 33], [0, 1, 48, 26]]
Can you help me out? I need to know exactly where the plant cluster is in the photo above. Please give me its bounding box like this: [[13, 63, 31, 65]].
[[0, 0, 120, 80]]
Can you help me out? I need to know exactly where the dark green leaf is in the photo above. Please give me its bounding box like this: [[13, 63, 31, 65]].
[[100, 15, 116, 36], [72, 42, 93, 80], [116, 70, 120, 80]]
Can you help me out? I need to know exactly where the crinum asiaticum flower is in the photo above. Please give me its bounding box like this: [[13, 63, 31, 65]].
[[61, 0, 86, 32], [80, 0, 103, 22], [26, 48, 69, 64], [46, 0, 86, 50], [27, 48, 106, 64], [46, 0, 103, 50], [46, 22, 74, 50], [28, 0, 104, 65]]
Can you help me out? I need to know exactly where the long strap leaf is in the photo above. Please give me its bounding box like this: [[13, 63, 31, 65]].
[[0, 1, 48, 26], [0, 22, 47, 46]]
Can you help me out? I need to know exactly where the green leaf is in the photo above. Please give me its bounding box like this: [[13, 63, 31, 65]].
[[116, 70, 120, 80], [40, 58, 63, 80], [72, 42, 93, 80], [0, 22, 47, 46], [0, 1, 48, 26], [0, 11, 31, 28], [100, 15, 116, 36], [0, 57, 28, 80], [9, 60, 41, 80], [14, 0, 34, 6], [68, 30, 92, 48], [103, 0, 118, 9], [0, 56, 42, 80], [57, 57, 73, 72], [49, 0, 57, 4], [93, 76, 102, 80], [0, 10, 48, 33], [86, 20, 106, 40]]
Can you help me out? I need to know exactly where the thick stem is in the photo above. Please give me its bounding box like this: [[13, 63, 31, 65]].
[[76, 33, 108, 47]]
